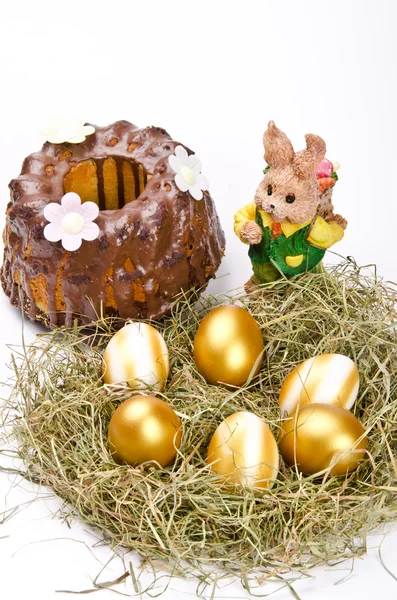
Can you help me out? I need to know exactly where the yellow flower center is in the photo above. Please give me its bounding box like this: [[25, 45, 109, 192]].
[[62, 212, 85, 235], [180, 164, 195, 186]]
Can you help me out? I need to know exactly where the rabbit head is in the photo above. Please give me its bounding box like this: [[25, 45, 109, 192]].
[[255, 121, 326, 224]]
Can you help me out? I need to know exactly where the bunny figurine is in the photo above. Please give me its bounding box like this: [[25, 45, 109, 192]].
[[234, 121, 347, 291]]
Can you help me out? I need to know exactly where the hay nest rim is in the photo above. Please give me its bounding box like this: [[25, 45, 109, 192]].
[[2, 258, 397, 589]]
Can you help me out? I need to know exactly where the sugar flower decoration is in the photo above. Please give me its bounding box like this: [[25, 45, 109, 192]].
[[40, 118, 95, 144], [44, 192, 99, 251], [168, 145, 209, 200]]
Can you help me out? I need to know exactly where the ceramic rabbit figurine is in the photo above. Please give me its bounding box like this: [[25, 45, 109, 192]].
[[234, 121, 347, 291]]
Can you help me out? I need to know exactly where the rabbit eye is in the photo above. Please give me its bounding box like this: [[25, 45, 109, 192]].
[[267, 185, 273, 196], [285, 194, 295, 204]]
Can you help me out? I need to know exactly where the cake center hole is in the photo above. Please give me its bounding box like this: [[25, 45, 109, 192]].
[[63, 157, 148, 211]]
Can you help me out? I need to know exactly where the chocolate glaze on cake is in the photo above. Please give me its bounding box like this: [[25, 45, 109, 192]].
[[1, 121, 225, 327]]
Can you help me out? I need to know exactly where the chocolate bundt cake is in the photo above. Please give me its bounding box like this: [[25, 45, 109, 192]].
[[1, 121, 225, 327]]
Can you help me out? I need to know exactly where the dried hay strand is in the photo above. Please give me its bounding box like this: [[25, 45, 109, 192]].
[[1, 258, 397, 587]]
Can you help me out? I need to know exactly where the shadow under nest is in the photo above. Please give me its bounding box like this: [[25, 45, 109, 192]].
[[2, 258, 397, 585]]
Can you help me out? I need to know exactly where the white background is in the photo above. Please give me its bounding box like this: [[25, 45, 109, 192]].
[[1, 1, 397, 598]]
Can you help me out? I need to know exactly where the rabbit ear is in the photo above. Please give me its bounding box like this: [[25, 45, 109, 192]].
[[293, 134, 326, 179], [263, 121, 294, 168]]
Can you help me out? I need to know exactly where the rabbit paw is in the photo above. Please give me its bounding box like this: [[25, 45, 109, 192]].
[[240, 222, 262, 245], [331, 213, 348, 230], [244, 278, 260, 295]]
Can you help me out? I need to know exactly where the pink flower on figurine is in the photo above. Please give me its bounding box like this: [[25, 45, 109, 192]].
[[168, 145, 209, 200], [43, 192, 99, 251], [316, 158, 334, 178]]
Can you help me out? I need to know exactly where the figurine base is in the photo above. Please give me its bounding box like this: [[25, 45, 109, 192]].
[[245, 261, 326, 294]]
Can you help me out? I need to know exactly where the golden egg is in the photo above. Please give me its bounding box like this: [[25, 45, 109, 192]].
[[102, 322, 169, 391], [108, 395, 182, 467], [193, 306, 264, 387], [279, 403, 367, 476], [207, 411, 279, 489], [278, 353, 359, 416]]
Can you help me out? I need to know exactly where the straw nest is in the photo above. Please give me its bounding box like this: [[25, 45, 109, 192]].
[[2, 259, 397, 589]]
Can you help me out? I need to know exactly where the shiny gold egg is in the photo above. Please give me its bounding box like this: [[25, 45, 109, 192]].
[[108, 395, 182, 467], [279, 353, 359, 416], [102, 322, 169, 391], [193, 306, 264, 387], [279, 403, 367, 476], [207, 411, 279, 489]]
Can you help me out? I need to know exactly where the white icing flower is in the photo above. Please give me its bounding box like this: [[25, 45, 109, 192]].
[[40, 118, 95, 144], [168, 145, 209, 200], [43, 192, 99, 251]]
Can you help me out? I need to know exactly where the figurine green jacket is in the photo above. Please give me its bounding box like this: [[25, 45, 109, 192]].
[[234, 202, 344, 283]]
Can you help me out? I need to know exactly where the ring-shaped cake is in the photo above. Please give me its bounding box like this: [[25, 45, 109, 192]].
[[1, 121, 225, 327]]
